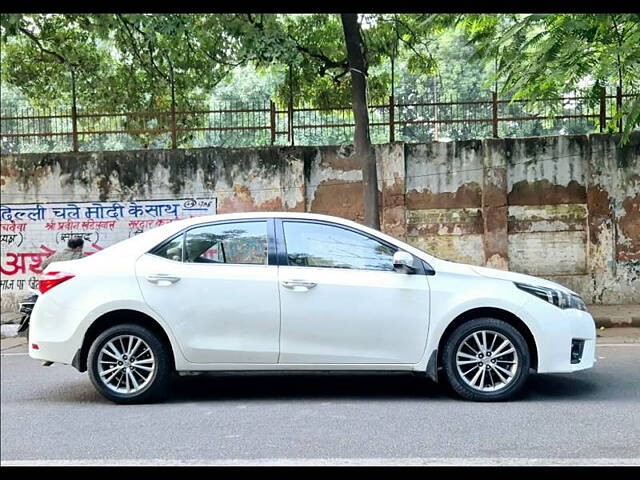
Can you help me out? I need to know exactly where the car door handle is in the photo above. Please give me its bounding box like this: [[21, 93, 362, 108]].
[[281, 280, 317, 290], [146, 274, 181, 285]]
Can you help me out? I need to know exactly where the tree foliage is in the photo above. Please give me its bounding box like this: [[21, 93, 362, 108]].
[[453, 13, 640, 139], [1, 13, 638, 143]]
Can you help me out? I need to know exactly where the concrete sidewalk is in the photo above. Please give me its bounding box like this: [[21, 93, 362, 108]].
[[587, 304, 640, 328]]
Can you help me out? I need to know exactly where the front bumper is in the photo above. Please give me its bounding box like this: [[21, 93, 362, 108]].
[[519, 298, 597, 374]]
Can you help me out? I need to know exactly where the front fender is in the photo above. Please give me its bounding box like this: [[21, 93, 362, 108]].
[[415, 273, 531, 372]]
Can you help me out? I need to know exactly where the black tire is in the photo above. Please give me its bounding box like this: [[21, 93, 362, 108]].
[[442, 318, 530, 402], [87, 323, 172, 404]]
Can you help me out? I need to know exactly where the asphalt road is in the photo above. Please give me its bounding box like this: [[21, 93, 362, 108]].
[[2, 341, 640, 465]]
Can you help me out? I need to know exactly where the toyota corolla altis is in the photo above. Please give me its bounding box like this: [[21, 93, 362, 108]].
[[29, 212, 596, 403]]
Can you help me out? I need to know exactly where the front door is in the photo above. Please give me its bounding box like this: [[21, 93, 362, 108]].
[[277, 220, 430, 364], [135, 219, 280, 364]]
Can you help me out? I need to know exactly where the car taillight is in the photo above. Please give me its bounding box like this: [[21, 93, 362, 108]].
[[39, 271, 75, 294]]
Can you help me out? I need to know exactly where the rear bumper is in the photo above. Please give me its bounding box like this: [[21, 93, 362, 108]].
[[28, 294, 85, 366]]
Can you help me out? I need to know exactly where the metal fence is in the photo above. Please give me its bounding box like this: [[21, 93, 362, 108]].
[[1, 87, 636, 154]]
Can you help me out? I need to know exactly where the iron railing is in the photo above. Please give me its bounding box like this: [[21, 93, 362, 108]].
[[1, 87, 636, 154]]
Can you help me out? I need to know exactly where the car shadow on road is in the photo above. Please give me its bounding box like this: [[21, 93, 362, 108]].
[[162, 370, 613, 404], [519, 373, 601, 401], [34, 369, 629, 405], [166, 372, 452, 403]]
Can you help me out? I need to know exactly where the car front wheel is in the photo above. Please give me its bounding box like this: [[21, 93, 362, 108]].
[[87, 323, 171, 404], [442, 318, 530, 401]]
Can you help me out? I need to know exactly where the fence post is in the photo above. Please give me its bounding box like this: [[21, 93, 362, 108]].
[[71, 69, 79, 152], [270, 101, 276, 145], [492, 91, 498, 138], [616, 85, 623, 133], [599, 87, 606, 133], [389, 95, 395, 143]]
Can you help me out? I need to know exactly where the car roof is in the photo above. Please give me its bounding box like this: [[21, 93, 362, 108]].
[[168, 211, 366, 229]]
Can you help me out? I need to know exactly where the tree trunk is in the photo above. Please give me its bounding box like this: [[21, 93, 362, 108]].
[[341, 13, 380, 230]]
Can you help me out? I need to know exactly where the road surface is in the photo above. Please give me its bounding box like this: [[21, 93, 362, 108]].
[[1, 340, 639, 465]]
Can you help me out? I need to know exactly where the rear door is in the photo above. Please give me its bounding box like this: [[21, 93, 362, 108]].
[[276, 219, 431, 364], [135, 219, 280, 364]]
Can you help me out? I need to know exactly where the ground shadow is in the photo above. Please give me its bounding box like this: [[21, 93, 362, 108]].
[[29, 369, 625, 405], [167, 372, 451, 403]]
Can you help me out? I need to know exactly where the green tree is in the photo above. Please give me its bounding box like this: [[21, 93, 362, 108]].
[[221, 13, 447, 228], [455, 14, 640, 140]]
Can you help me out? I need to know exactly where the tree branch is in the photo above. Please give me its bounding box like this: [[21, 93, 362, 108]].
[[243, 14, 348, 72], [18, 26, 76, 69], [116, 14, 169, 82]]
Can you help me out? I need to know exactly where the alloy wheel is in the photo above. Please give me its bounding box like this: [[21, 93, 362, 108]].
[[455, 330, 519, 392], [97, 335, 156, 394]]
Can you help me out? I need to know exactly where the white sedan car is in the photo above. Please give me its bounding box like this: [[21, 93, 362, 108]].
[[29, 212, 596, 403]]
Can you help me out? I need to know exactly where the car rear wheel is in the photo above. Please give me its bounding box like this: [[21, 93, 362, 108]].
[[87, 324, 171, 404], [442, 318, 530, 402]]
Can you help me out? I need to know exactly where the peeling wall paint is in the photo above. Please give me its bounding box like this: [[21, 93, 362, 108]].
[[1, 132, 638, 313]]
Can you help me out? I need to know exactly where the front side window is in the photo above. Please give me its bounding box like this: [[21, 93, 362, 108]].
[[184, 221, 268, 265], [283, 221, 396, 271]]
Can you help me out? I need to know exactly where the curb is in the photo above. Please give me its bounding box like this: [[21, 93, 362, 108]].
[[593, 317, 640, 328]]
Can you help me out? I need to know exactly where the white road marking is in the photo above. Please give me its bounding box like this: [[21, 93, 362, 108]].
[[2, 457, 639, 466], [0, 352, 29, 356]]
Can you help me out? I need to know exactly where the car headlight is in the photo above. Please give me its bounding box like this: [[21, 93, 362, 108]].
[[514, 282, 587, 311]]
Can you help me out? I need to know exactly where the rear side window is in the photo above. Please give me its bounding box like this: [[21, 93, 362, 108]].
[[184, 221, 268, 265], [150, 234, 184, 262], [282, 221, 396, 271]]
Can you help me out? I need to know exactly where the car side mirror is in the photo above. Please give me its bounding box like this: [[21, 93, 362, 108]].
[[393, 251, 416, 274]]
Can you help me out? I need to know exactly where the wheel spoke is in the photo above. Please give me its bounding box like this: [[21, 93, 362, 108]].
[[473, 333, 484, 353], [462, 339, 479, 355], [469, 366, 483, 387], [488, 333, 497, 352], [102, 349, 119, 360], [107, 342, 121, 358], [490, 364, 509, 384], [132, 364, 153, 372], [457, 359, 480, 365], [100, 364, 120, 377], [115, 371, 124, 389], [492, 339, 510, 357], [487, 368, 495, 388], [127, 370, 139, 390], [457, 352, 477, 361], [129, 338, 142, 357], [493, 363, 515, 378], [132, 358, 153, 365], [137, 347, 150, 358], [132, 368, 147, 382], [493, 348, 515, 359], [103, 367, 122, 384]]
